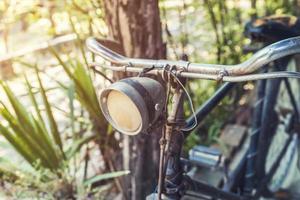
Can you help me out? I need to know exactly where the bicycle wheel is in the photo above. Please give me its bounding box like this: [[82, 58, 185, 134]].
[[245, 56, 300, 198], [264, 58, 300, 194]]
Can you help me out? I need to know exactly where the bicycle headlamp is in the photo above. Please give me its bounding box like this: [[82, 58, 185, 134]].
[[100, 77, 166, 135]]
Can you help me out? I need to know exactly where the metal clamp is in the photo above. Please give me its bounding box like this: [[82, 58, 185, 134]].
[[217, 69, 229, 82]]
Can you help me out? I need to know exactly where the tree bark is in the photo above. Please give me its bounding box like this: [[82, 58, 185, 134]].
[[101, 0, 166, 199]]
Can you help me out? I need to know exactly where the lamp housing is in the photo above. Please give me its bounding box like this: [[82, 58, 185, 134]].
[[100, 77, 166, 135]]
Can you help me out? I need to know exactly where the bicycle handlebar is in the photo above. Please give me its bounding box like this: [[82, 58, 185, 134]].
[[86, 36, 300, 81]]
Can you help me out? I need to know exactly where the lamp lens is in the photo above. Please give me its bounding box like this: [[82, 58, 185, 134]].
[[107, 90, 142, 133]]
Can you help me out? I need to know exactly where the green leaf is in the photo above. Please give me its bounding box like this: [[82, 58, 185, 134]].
[[68, 83, 75, 136], [65, 134, 96, 159], [83, 170, 130, 186], [69, 16, 88, 66], [50, 48, 107, 129], [0, 82, 34, 132], [34, 67, 65, 158], [0, 101, 55, 169], [24, 75, 59, 162], [0, 122, 35, 165]]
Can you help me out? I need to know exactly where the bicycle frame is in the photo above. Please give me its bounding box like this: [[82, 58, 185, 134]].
[[163, 59, 299, 200], [161, 63, 297, 200], [160, 81, 244, 200], [86, 36, 300, 200]]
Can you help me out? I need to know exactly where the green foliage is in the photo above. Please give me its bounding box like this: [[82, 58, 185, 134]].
[[0, 71, 65, 171], [52, 49, 104, 121], [183, 80, 234, 149], [183, 132, 200, 153], [35, 68, 65, 156], [50, 48, 107, 131], [0, 65, 127, 198], [50, 16, 107, 131], [264, 0, 294, 15], [161, 0, 250, 149], [84, 170, 130, 186], [2, 0, 300, 198], [202, 121, 222, 146]]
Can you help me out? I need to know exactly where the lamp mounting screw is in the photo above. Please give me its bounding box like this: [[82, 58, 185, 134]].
[[155, 103, 161, 111]]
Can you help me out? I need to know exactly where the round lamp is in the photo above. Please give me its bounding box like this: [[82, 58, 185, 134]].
[[100, 77, 166, 135]]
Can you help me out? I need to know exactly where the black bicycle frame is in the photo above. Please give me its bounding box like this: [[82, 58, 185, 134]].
[[160, 58, 299, 200], [184, 82, 236, 136], [161, 82, 244, 200]]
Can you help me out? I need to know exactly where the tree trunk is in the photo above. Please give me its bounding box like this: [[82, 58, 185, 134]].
[[101, 0, 166, 199]]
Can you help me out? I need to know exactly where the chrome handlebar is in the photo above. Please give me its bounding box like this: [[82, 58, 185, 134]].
[[86, 36, 300, 81]]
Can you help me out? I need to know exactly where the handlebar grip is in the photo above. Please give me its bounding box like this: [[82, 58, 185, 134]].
[[86, 37, 127, 64], [226, 36, 300, 74]]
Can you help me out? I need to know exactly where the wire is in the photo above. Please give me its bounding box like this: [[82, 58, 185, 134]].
[[164, 67, 198, 131], [90, 65, 113, 83], [157, 71, 171, 200]]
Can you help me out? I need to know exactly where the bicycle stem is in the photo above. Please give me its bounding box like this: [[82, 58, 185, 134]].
[[158, 83, 244, 200], [155, 80, 187, 199]]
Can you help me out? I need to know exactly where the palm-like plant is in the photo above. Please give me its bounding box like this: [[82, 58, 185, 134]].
[[0, 69, 65, 171], [0, 66, 128, 198], [50, 17, 122, 174]]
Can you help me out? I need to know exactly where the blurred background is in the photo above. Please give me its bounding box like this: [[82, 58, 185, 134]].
[[0, 0, 300, 199]]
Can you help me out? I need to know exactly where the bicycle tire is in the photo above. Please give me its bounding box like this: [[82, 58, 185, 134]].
[[245, 56, 300, 198]]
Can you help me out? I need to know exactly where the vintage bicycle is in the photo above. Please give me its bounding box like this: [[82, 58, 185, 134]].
[[86, 16, 300, 200]]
